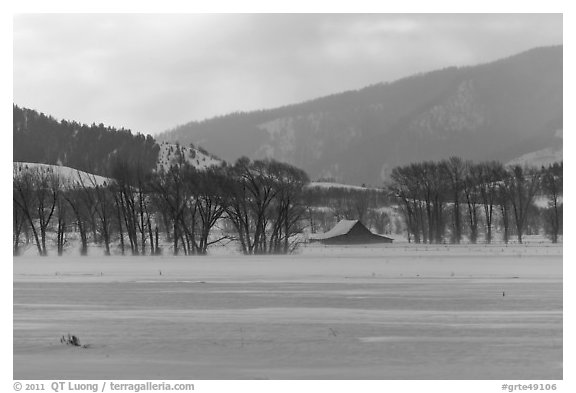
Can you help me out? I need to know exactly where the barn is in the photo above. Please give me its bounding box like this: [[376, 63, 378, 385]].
[[309, 220, 393, 245]]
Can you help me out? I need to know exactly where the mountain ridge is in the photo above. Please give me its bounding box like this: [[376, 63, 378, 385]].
[[158, 45, 562, 185]]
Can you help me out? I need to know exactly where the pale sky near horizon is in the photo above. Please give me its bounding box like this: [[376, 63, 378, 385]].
[[13, 13, 562, 136]]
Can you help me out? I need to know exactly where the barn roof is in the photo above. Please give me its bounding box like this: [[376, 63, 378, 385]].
[[310, 219, 360, 240]]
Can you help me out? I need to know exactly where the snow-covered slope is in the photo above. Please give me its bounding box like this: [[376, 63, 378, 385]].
[[156, 142, 222, 172], [506, 129, 562, 168], [13, 162, 111, 188], [306, 182, 381, 191], [14, 143, 223, 189], [506, 147, 562, 168]]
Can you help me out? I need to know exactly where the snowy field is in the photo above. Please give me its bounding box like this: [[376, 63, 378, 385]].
[[13, 243, 562, 380]]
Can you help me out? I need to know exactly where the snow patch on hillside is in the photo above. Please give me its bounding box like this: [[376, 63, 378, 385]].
[[13, 162, 111, 188], [506, 147, 563, 168], [507, 128, 562, 168], [156, 142, 222, 172]]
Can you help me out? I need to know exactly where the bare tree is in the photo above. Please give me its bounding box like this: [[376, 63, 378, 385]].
[[541, 162, 562, 243], [224, 158, 277, 254], [13, 168, 36, 255], [13, 200, 26, 256], [148, 165, 187, 255], [497, 177, 512, 244], [192, 168, 229, 255], [416, 161, 440, 244], [111, 190, 126, 255], [55, 190, 68, 255], [267, 160, 309, 254], [441, 157, 466, 244], [505, 165, 541, 244], [78, 174, 114, 255], [111, 160, 140, 255], [63, 186, 90, 255], [463, 161, 480, 243], [223, 158, 308, 254], [389, 164, 422, 243], [474, 161, 506, 244], [13, 167, 60, 256]]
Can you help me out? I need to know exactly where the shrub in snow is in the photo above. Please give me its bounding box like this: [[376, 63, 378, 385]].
[[60, 333, 81, 346], [60, 333, 91, 348]]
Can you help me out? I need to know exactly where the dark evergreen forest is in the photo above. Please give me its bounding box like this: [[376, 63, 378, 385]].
[[13, 105, 160, 177]]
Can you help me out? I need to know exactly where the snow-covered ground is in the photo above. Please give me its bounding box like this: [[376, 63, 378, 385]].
[[13, 244, 562, 379]]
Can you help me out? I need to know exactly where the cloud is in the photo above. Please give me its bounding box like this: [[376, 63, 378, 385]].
[[13, 14, 562, 135]]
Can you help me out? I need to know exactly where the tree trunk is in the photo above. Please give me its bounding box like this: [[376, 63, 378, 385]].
[[155, 226, 160, 255], [147, 213, 154, 255], [173, 220, 179, 255]]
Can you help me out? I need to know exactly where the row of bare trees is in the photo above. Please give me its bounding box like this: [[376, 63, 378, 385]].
[[13, 164, 136, 257], [389, 158, 562, 244], [13, 158, 309, 257]]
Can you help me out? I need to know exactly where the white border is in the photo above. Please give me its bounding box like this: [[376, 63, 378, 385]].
[[4, 2, 571, 393]]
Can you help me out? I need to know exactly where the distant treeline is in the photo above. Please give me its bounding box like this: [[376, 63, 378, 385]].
[[13, 105, 160, 177], [388, 158, 562, 244], [13, 157, 309, 257]]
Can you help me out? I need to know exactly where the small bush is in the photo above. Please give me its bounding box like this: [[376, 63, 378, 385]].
[[60, 333, 90, 348]]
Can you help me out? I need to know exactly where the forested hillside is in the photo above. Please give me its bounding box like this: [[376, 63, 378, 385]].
[[13, 105, 160, 177], [159, 46, 562, 185]]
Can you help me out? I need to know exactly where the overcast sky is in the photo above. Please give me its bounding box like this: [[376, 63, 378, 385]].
[[13, 13, 562, 135]]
